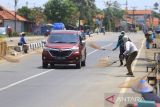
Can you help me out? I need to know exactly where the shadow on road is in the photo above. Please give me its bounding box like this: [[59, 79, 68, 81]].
[[136, 58, 154, 62], [37, 65, 80, 70]]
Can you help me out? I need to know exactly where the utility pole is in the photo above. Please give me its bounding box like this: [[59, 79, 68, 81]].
[[125, 0, 128, 31], [14, 0, 18, 32], [144, 6, 148, 31], [125, 0, 128, 11], [131, 6, 137, 29]]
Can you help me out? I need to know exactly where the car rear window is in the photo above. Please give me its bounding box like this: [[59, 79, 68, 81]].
[[48, 33, 79, 43]]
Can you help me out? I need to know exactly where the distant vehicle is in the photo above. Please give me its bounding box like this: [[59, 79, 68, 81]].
[[130, 27, 137, 32], [42, 30, 86, 69], [155, 26, 160, 34], [52, 23, 65, 30]]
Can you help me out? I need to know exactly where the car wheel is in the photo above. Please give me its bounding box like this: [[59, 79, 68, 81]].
[[50, 63, 55, 68], [76, 61, 81, 69], [42, 62, 48, 68], [81, 50, 86, 66], [81, 60, 86, 66]]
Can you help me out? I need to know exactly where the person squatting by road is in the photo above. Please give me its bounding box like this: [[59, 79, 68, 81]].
[[113, 31, 127, 66], [122, 36, 138, 77], [18, 32, 28, 53], [145, 31, 155, 49]]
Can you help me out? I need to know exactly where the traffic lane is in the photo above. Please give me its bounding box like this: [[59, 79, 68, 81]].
[[0, 40, 130, 107], [0, 50, 124, 107], [0, 40, 113, 88], [0, 52, 137, 107], [0, 32, 144, 107], [0, 41, 119, 107]]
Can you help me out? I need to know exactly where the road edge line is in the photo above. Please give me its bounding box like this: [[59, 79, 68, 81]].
[[113, 39, 145, 107]]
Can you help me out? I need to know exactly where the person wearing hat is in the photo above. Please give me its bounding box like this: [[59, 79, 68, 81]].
[[122, 36, 138, 76], [145, 31, 154, 49], [132, 79, 160, 103], [18, 32, 28, 53], [113, 31, 127, 66]]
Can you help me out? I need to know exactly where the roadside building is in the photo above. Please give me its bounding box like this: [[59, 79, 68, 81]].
[[126, 10, 159, 30], [0, 5, 33, 33]]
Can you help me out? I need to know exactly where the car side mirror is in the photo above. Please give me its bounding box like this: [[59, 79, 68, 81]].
[[81, 40, 85, 45], [42, 41, 46, 44]]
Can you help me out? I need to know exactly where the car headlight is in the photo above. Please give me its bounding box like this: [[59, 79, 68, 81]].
[[71, 46, 79, 51]]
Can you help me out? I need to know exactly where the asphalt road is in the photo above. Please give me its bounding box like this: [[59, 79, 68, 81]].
[[0, 32, 145, 107]]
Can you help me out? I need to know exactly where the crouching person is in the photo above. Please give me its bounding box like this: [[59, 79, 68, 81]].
[[18, 32, 28, 53], [122, 36, 138, 77]]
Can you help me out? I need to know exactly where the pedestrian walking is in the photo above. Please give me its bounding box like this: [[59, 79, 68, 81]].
[[7, 26, 12, 38], [44, 30, 50, 42], [145, 31, 154, 49], [113, 31, 127, 66], [122, 36, 138, 76]]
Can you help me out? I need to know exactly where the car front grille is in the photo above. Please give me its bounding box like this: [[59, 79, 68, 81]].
[[49, 49, 72, 57]]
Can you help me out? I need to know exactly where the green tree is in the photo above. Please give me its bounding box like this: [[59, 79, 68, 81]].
[[72, 0, 96, 26], [30, 7, 47, 24], [17, 6, 33, 21], [152, 11, 160, 19], [17, 6, 46, 24], [103, 1, 124, 31], [44, 0, 77, 26]]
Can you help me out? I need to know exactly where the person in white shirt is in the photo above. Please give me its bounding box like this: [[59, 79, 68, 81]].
[[122, 36, 138, 76]]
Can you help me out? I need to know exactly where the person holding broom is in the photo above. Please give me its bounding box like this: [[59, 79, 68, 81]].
[[122, 36, 138, 77], [112, 31, 127, 66]]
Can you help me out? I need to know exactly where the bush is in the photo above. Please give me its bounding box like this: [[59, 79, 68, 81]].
[[24, 32, 32, 36], [12, 32, 19, 37], [0, 35, 6, 41]]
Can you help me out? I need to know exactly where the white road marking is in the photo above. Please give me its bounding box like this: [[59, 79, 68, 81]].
[[113, 39, 145, 107], [0, 43, 113, 92], [0, 69, 53, 91]]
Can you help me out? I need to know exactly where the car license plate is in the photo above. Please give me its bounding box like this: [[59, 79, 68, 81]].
[[56, 57, 66, 60]]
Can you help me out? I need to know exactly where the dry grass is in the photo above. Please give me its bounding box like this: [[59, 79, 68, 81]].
[[96, 57, 118, 67], [0, 55, 20, 63], [119, 70, 153, 88], [88, 42, 103, 50]]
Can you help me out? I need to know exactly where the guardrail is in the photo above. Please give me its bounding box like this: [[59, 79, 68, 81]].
[[13, 41, 45, 52]]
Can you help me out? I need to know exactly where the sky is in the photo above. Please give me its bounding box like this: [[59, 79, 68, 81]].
[[1, 0, 160, 11]]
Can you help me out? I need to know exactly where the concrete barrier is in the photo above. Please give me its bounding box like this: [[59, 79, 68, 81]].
[[0, 41, 7, 56]]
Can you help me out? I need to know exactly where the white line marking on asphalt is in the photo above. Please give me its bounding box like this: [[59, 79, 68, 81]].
[[113, 39, 145, 107], [0, 69, 53, 92], [0, 43, 113, 92]]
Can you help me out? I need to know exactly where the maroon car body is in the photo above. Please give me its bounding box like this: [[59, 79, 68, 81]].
[[42, 30, 86, 69]]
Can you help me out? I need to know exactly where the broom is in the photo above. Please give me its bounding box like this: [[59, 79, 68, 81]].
[[97, 56, 119, 67], [88, 42, 112, 51], [0, 55, 20, 63], [119, 69, 154, 88]]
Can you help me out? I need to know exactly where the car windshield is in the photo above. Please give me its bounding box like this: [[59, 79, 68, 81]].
[[48, 33, 79, 43]]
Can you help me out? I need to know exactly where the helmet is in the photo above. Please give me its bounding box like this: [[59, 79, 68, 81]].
[[21, 32, 25, 36], [122, 36, 128, 43], [121, 31, 125, 35], [148, 31, 152, 34]]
